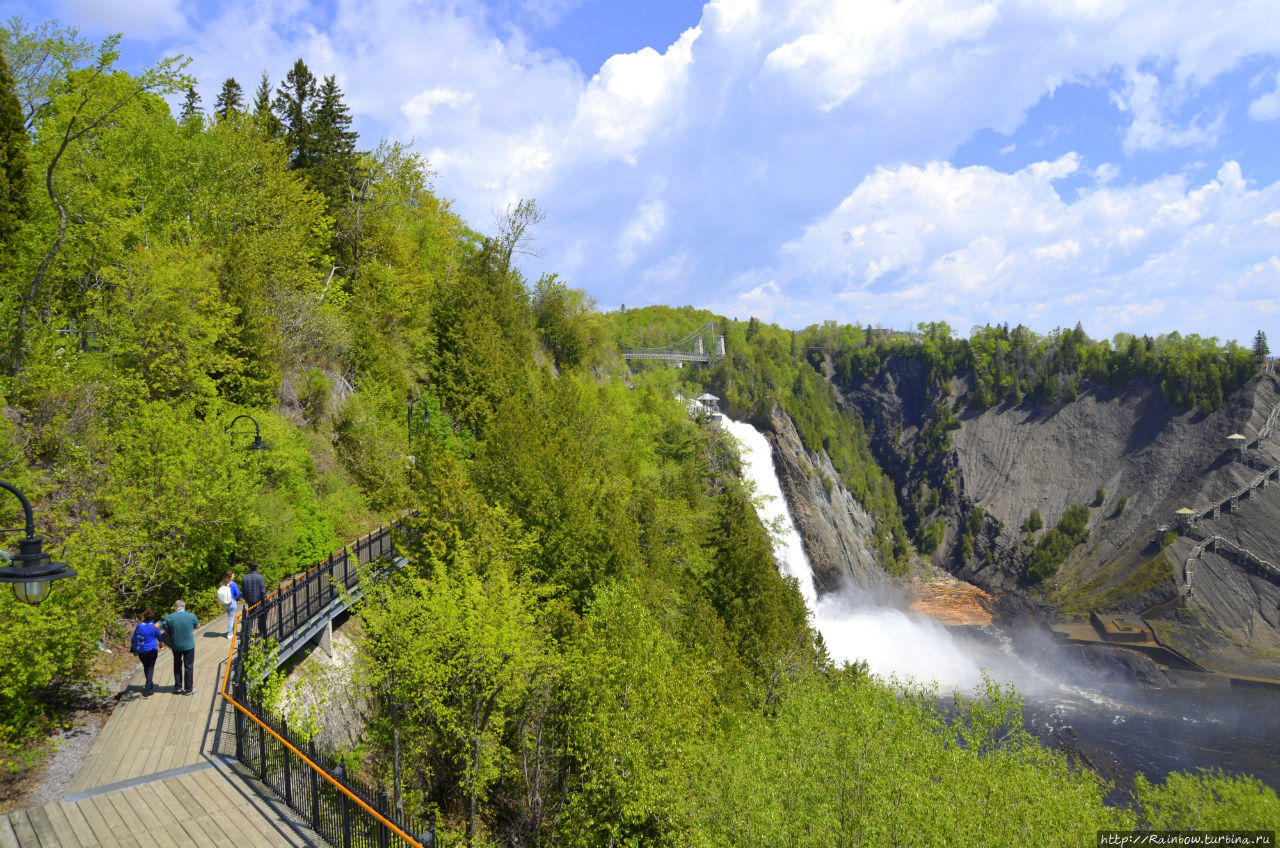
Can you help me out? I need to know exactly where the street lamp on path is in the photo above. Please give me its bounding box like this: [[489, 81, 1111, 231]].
[[0, 480, 76, 605], [225, 414, 269, 451]]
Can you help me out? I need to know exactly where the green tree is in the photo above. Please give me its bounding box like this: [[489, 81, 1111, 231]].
[[177, 84, 201, 125], [362, 510, 545, 845], [5, 29, 189, 375], [556, 583, 714, 847], [251, 69, 280, 136], [308, 74, 358, 210], [0, 19, 95, 129], [0, 45, 29, 261], [213, 77, 243, 121], [1024, 509, 1043, 534], [1254, 330, 1270, 362], [273, 58, 317, 172], [531, 274, 599, 370]]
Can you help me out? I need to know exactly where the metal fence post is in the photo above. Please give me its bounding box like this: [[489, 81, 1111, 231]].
[[281, 716, 293, 807], [342, 790, 352, 848], [376, 789, 390, 848], [258, 705, 267, 783], [309, 740, 321, 830]]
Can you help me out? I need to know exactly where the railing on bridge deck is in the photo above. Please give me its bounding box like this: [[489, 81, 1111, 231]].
[[221, 518, 432, 848], [618, 348, 711, 363]]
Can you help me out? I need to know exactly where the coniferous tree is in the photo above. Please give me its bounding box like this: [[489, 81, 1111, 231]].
[[274, 59, 318, 171], [0, 47, 30, 255], [309, 74, 358, 209], [1254, 330, 1270, 362], [213, 77, 244, 121], [178, 85, 202, 124], [252, 69, 280, 137]]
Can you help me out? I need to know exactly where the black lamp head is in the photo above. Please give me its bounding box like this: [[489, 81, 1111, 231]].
[[0, 534, 76, 605], [0, 481, 77, 605]]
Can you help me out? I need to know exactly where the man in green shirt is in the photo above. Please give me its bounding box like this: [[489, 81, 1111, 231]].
[[162, 600, 200, 695]]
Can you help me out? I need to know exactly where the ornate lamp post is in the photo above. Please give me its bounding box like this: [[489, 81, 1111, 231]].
[[225, 414, 269, 451], [223, 415, 269, 593], [0, 480, 76, 605]]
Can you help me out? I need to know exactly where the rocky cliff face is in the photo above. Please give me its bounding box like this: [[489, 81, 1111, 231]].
[[816, 356, 1280, 675], [760, 406, 892, 595]]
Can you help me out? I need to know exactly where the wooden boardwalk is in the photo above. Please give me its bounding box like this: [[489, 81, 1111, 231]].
[[1, 614, 325, 847]]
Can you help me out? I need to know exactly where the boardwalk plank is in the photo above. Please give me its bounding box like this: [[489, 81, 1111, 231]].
[[70, 800, 111, 848], [127, 784, 171, 832], [38, 803, 84, 848], [54, 804, 96, 848], [195, 770, 294, 847], [141, 785, 197, 848], [23, 806, 59, 848], [102, 791, 148, 841], [179, 814, 231, 848], [162, 779, 203, 824], [82, 798, 124, 843], [0, 816, 22, 848], [145, 782, 191, 831], [8, 810, 39, 848]]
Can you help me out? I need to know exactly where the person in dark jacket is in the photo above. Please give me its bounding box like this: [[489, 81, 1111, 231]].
[[242, 561, 268, 639], [242, 561, 266, 608], [133, 610, 164, 696], [162, 600, 200, 695]]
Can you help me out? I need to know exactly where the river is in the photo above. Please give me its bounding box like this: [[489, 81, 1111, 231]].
[[722, 416, 1280, 798]]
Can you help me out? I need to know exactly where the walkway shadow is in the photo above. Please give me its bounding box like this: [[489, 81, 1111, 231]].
[[204, 657, 323, 846]]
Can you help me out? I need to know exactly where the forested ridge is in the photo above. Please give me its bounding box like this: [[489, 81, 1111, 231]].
[[0, 20, 1277, 844]]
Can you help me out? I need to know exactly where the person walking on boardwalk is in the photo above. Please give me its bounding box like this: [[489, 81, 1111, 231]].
[[219, 570, 242, 639], [130, 609, 164, 696], [241, 561, 267, 638], [162, 600, 200, 695]]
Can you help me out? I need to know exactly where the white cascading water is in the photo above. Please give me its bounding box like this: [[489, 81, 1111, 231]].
[[722, 417, 985, 692]]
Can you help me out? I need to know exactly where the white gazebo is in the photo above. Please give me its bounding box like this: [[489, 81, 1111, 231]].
[[695, 393, 721, 418]]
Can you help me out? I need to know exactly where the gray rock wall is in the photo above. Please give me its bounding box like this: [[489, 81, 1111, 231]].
[[761, 406, 893, 595]]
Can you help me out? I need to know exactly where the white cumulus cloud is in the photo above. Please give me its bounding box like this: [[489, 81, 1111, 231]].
[[775, 158, 1280, 339]]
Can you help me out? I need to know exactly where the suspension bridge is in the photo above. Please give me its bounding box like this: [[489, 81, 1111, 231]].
[[620, 322, 725, 365]]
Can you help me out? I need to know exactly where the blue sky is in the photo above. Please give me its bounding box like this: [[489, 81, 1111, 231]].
[[14, 0, 1280, 346]]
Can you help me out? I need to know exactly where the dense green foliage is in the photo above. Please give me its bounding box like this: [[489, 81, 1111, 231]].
[[827, 320, 1260, 414], [1027, 504, 1092, 582], [0, 20, 1274, 841]]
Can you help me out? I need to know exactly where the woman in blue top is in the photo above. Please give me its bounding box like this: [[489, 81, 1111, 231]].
[[223, 570, 243, 639], [134, 610, 164, 697]]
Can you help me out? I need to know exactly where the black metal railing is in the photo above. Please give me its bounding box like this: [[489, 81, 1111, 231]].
[[222, 518, 433, 848]]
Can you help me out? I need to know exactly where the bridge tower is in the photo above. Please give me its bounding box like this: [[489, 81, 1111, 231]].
[[716, 334, 726, 358], [694, 336, 704, 356]]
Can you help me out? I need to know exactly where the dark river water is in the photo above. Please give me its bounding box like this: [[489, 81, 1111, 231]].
[[954, 623, 1280, 800]]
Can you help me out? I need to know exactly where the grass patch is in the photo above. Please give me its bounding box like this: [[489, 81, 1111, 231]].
[[1055, 549, 1173, 614]]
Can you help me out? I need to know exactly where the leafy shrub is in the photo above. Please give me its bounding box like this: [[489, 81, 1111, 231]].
[[1024, 509, 1043, 533], [1026, 505, 1091, 582]]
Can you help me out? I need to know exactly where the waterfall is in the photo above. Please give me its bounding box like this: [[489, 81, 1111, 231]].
[[723, 418, 985, 691]]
